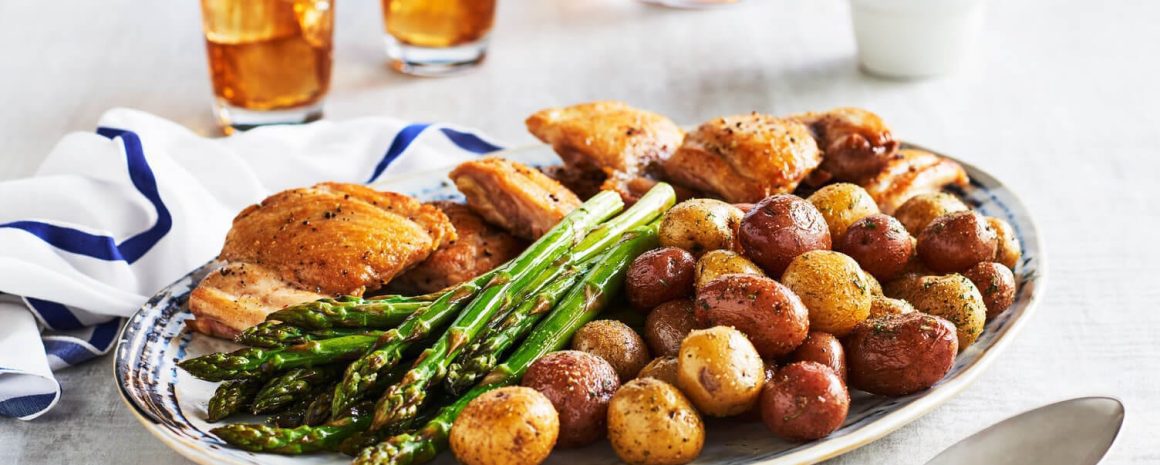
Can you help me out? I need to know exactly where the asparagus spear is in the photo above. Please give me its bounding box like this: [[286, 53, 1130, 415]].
[[266, 397, 312, 428], [251, 366, 342, 414], [178, 334, 384, 381], [213, 403, 375, 454], [367, 192, 628, 430], [207, 378, 263, 422], [331, 191, 625, 418], [267, 298, 427, 330], [442, 262, 587, 394], [355, 223, 660, 465], [236, 322, 387, 349]]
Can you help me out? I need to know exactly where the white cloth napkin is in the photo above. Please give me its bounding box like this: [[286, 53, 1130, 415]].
[[0, 108, 504, 420]]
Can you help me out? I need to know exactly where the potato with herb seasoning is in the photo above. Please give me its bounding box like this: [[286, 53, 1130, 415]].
[[787, 332, 847, 382], [450, 386, 559, 465], [807, 183, 880, 240], [846, 312, 958, 396], [780, 250, 873, 337], [761, 361, 849, 440], [572, 320, 651, 382], [658, 199, 744, 256], [869, 295, 916, 318], [677, 326, 765, 417], [608, 378, 705, 465], [694, 249, 764, 290], [521, 351, 620, 448], [694, 274, 809, 359], [987, 216, 1022, 270], [886, 274, 987, 350], [626, 246, 697, 310], [918, 211, 999, 273], [644, 300, 701, 357], [837, 213, 915, 281], [893, 192, 970, 236], [962, 261, 1017, 318], [738, 194, 832, 277]]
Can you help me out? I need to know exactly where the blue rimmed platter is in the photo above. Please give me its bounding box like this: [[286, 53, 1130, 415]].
[[114, 143, 1046, 465]]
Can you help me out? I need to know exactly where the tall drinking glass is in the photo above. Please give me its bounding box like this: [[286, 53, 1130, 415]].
[[381, 0, 496, 76], [200, 0, 334, 133]]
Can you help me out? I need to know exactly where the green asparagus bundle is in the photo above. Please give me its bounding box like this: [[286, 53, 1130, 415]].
[[214, 403, 375, 454], [368, 185, 674, 431], [207, 378, 264, 422], [331, 191, 625, 418], [354, 222, 659, 465], [252, 366, 343, 414], [236, 322, 387, 349]]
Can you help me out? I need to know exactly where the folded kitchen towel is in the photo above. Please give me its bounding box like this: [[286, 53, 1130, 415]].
[[0, 108, 504, 420]]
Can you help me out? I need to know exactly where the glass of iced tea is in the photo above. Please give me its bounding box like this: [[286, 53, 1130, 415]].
[[381, 0, 496, 76], [200, 0, 334, 132]]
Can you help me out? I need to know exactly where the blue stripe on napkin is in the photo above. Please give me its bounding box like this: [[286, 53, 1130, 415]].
[[367, 123, 431, 183], [439, 127, 504, 154], [0, 393, 58, 419], [0, 128, 170, 264], [25, 298, 85, 331]]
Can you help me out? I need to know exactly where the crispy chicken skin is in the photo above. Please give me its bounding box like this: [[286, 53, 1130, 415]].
[[188, 183, 454, 338], [527, 101, 684, 202], [390, 202, 526, 294], [450, 157, 582, 240], [861, 149, 969, 214], [663, 113, 823, 203], [791, 107, 900, 182], [188, 263, 325, 339]]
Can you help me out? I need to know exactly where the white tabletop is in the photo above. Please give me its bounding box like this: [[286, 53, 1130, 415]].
[[2, 0, 1158, 464]]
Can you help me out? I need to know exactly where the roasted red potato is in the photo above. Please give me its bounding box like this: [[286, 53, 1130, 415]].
[[787, 332, 847, 383], [695, 274, 810, 359], [917, 210, 998, 273], [626, 246, 697, 310], [643, 299, 701, 357], [521, 350, 620, 448], [738, 194, 832, 277], [962, 261, 1017, 318], [760, 361, 849, 441], [837, 213, 915, 281], [845, 312, 958, 396]]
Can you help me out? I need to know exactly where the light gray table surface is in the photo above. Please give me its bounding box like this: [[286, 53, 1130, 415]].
[[1, 0, 1158, 464]]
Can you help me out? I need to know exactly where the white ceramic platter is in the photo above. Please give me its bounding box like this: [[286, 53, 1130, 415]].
[[115, 143, 1046, 465]]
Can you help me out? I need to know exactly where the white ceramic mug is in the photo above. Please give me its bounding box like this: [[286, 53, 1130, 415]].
[[851, 0, 987, 78]]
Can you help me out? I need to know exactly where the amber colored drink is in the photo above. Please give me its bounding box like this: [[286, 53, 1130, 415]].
[[382, 0, 495, 48], [200, 0, 333, 115]]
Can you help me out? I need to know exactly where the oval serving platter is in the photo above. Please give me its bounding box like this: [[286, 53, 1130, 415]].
[[115, 143, 1046, 465]]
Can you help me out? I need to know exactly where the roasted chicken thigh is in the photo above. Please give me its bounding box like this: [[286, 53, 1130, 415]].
[[527, 101, 684, 202], [450, 157, 582, 240], [390, 201, 526, 294], [860, 149, 969, 213], [663, 113, 823, 203], [188, 182, 454, 338], [792, 107, 900, 182]]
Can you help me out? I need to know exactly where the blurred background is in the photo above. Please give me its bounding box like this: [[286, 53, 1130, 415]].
[[1, 0, 1158, 464]]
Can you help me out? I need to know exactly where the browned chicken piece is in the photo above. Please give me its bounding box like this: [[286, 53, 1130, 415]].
[[187, 263, 326, 339], [526, 101, 684, 202], [390, 202, 526, 295], [663, 113, 823, 203], [791, 107, 900, 182], [187, 182, 455, 338], [450, 157, 582, 240], [861, 149, 970, 214]]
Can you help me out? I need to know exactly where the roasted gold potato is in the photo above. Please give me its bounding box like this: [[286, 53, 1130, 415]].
[[572, 320, 652, 382], [780, 250, 873, 337], [658, 199, 744, 256], [636, 356, 679, 385], [893, 192, 969, 236], [886, 274, 986, 350], [694, 249, 764, 290], [807, 183, 880, 240], [863, 270, 883, 296], [677, 326, 765, 417], [987, 216, 1022, 270], [608, 378, 705, 465], [450, 386, 559, 465], [869, 295, 916, 318]]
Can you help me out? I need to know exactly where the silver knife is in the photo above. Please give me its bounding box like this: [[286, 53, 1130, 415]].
[[924, 397, 1125, 465]]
